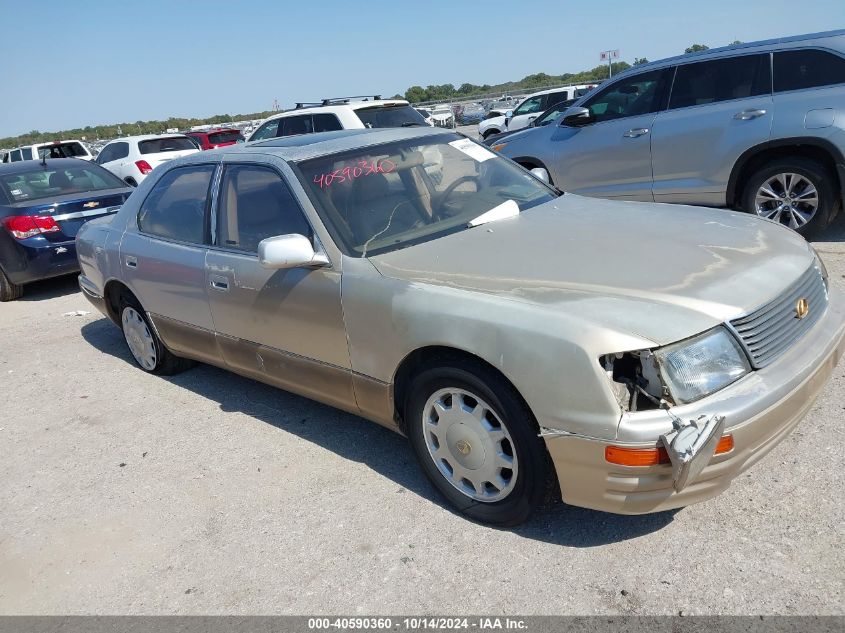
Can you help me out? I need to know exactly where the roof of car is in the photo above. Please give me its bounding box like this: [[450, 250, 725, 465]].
[[0, 157, 95, 175], [207, 127, 452, 162], [259, 99, 410, 122], [104, 134, 189, 144], [614, 28, 845, 78]]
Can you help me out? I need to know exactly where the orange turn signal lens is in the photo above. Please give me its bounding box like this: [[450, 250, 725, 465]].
[[491, 143, 507, 152], [605, 434, 734, 466], [715, 434, 734, 455]]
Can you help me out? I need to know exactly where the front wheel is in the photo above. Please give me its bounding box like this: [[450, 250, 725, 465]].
[[406, 362, 551, 525], [482, 129, 500, 140], [741, 158, 835, 238], [119, 295, 194, 375]]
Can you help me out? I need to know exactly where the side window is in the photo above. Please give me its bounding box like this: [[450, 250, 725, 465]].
[[669, 54, 770, 109], [21, 148, 33, 160], [10, 150, 22, 162], [97, 145, 114, 164], [313, 113, 342, 132], [114, 142, 130, 160], [543, 91, 568, 109], [584, 68, 672, 122], [513, 96, 543, 116], [138, 165, 215, 244], [774, 49, 845, 92], [217, 165, 312, 253], [250, 120, 281, 141], [280, 115, 313, 137]]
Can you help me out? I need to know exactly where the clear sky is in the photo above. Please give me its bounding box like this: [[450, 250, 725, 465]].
[[1, 0, 843, 137]]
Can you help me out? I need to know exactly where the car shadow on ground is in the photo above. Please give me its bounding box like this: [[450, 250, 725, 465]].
[[814, 212, 845, 243], [80, 317, 676, 546], [19, 274, 80, 302]]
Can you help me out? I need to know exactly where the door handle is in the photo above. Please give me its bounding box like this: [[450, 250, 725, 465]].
[[623, 128, 650, 138], [125, 256, 138, 268], [209, 275, 230, 292], [734, 109, 767, 120]]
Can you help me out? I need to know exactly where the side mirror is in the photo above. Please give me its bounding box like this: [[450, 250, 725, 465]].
[[504, 110, 513, 119], [258, 234, 329, 270], [561, 107, 593, 127], [529, 168, 550, 184]]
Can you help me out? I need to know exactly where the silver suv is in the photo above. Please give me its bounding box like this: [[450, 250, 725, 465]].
[[495, 30, 845, 237]]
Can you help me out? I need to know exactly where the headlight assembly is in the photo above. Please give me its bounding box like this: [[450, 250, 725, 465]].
[[654, 327, 750, 404]]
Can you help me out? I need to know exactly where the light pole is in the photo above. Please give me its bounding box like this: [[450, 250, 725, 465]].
[[599, 49, 620, 79]]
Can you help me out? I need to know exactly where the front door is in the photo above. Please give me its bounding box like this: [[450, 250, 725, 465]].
[[204, 158, 354, 409], [120, 162, 222, 364], [549, 67, 673, 201]]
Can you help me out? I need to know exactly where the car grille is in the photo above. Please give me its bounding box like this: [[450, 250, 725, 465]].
[[728, 263, 828, 368]]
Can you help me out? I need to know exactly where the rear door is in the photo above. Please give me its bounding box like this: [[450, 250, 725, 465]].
[[204, 156, 353, 407], [119, 163, 222, 364], [549, 67, 673, 200], [651, 53, 772, 206]]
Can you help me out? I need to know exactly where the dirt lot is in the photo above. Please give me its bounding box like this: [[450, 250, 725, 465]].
[[0, 218, 843, 616]]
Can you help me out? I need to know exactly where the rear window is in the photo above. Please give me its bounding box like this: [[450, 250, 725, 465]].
[[208, 131, 244, 144], [355, 105, 427, 129], [0, 164, 126, 202], [139, 137, 197, 154], [36, 142, 88, 159]]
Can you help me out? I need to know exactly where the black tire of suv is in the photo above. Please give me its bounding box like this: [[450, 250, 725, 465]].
[[405, 360, 553, 526], [0, 267, 23, 302], [118, 293, 195, 376], [482, 129, 500, 139], [741, 158, 836, 239]]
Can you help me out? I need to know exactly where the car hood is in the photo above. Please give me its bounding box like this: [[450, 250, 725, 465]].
[[368, 195, 815, 346]]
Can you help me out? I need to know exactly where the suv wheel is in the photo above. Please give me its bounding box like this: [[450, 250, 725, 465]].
[[742, 158, 835, 238], [482, 129, 500, 139], [0, 267, 23, 302], [406, 361, 552, 526]]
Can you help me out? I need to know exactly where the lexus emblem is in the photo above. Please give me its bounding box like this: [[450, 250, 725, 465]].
[[795, 297, 810, 320]]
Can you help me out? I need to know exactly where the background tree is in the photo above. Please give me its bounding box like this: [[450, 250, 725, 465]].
[[633, 57, 649, 66], [684, 44, 710, 54]]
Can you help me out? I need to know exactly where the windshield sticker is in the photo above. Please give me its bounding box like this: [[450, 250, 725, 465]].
[[449, 138, 496, 163], [313, 159, 396, 189]]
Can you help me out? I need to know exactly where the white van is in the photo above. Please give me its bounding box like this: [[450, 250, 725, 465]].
[[2, 140, 94, 163]]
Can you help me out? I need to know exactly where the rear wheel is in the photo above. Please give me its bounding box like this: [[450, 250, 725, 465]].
[[406, 361, 551, 525], [119, 295, 194, 375], [482, 129, 500, 140], [0, 268, 23, 302], [741, 157, 835, 238]]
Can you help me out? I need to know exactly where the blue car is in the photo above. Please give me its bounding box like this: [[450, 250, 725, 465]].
[[0, 158, 132, 301]]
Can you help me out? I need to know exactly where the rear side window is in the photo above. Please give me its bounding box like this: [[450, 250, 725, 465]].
[[250, 120, 280, 141], [774, 49, 845, 92], [36, 142, 88, 159], [356, 105, 427, 128], [280, 115, 313, 136], [216, 165, 312, 252], [139, 137, 196, 154], [669, 54, 771, 109], [21, 148, 33, 160], [138, 165, 215, 244], [313, 113, 342, 132]]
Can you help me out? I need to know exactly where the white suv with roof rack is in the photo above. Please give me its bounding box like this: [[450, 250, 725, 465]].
[[2, 139, 94, 163], [247, 96, 429, 142]]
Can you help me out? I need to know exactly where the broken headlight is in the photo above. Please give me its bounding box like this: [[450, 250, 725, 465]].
[[654, 327, 750, 404]]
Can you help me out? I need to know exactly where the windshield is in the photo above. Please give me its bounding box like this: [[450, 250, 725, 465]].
[[139, 137, 197, 154], [0, 163, 126, 202], [36, 142, 88, 159], [208, 131, 243, 144], [356, 105, 428, 129], [297, 134, 557, 257]]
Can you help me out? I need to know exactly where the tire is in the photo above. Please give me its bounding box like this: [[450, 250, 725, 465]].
[[0, 267, 23, 302], [482, 129, 500, 140], [741, 157, 836, 238], [118, 294, 195, 375], [406, 360, 552, 526]]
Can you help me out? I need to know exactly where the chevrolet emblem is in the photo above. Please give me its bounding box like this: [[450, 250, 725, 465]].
[[83, 201, 100, 208], [795, 297, 809, 320]]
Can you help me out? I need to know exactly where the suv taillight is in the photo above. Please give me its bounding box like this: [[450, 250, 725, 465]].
[[135, 160, 153, 175], [2, 215, 61, 240]]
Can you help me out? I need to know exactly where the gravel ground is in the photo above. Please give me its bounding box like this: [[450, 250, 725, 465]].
[[0, 217, 843, 616]]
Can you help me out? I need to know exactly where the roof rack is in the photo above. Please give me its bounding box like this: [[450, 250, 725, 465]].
[[293, 95, 386, 110]]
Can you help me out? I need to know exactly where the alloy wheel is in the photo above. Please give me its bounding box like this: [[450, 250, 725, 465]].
[[754, 172, 819, 229]]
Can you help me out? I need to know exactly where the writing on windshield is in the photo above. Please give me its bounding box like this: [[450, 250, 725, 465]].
[[312, 159, 396, 189]]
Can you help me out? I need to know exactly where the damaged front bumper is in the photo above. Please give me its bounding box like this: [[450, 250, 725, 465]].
[[542, 288, 845, 515]]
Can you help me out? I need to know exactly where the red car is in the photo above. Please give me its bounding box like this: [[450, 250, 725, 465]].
[[185, 129, 245, 150]]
